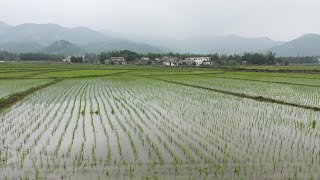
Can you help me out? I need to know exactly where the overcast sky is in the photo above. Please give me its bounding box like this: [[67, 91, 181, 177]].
[[1, 0, 319, 41]]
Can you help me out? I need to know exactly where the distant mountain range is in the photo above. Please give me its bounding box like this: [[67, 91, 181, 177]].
[[268, 33, 320, 56], [0, 21, 320, 56], [0, 21, 164, 54], [150, 35, 283, 54]]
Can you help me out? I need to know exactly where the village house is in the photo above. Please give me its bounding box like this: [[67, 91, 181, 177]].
[[161, 56, 179, 66], [202, 60, 213, 66], [179, 59, 195, 65], [135, 59, 150, 65], [93, 60, 100, 64], [141, 57, 150, 61], [105, 57, 127, 65], [179, 57, 212, 66], [62, 56, 71, 63], [241, 61, 248, 65]]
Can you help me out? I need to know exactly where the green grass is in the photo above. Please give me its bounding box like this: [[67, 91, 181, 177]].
[[0, 79, 60, 112], [203, 72, 320, 86], [238, 65, 320, 70], [0, 79, 54, 99], [0, 71, 46, 78], [153, 73, 320, 108], [33, 69, 129, 78]]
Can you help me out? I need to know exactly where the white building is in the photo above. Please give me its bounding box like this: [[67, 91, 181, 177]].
[[179, 59, 195, 65], [161, 56, 179, 66], [183, 57, 211, 66], [141, 57, 150, 61], [105, 57, 127, 65], [163, 61, 178, 66], [62, 56, 71, 63], [202, 61, 213, 65]]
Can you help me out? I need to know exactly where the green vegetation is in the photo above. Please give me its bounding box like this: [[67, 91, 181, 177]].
[[0, 51, 18, 61], [99, 50, 141, 63], [19, 53, 64, 61], [0, 79, 53, 99], [34, 69, 129, 78], [70, 56, 84, 63], [0, 63, 320, 179]]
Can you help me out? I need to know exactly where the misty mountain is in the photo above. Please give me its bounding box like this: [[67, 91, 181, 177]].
[[82, 40, 166, 54], [1, 21, 320, 56], [0, 22, 164, 53], [0, 21, 12, 35], [43, 40, 86, 55], [0, 42, 43, 53], [100, 31, 283, 54], [169, 35, 283, 54], [269, 33, 320, 56]]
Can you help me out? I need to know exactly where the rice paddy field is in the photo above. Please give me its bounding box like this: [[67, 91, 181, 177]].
[[0, 63, 320, 179]]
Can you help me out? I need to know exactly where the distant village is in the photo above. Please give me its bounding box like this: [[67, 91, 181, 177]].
[[62, 56, 214, 66]]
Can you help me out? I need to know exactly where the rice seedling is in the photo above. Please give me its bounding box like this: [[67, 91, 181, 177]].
[[0, 70, 319, 179]]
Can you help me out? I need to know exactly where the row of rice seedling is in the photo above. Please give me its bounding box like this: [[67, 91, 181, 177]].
[[209, 72, 320, 86], [156, 75, 320, 108], [2, 81, 83, 163], [0, 80, 76, 140], [110, 76, 320, 179], [1, 76, 319, 179], [34, 69, 129, 78]]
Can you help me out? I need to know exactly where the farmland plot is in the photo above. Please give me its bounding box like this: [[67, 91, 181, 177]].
[[34, 69, 129, 78], [0, 79, 53, 99], [208, 72, 320, 86], [157, 75, 320, 108], [0, 77, 319, 179]]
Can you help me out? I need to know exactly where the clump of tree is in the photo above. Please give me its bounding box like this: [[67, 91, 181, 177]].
[[210, 52, 276, 65], [99, 50, 141, 64], [145, 53, 162, 60], [240, 51, 276, 65], [277, 56, 319, 64], [70, 56, 84, 63], [85, 53, 97, 63], [19, 53, 63, 61], [210, 53, 241, 65], [0, 51, 19, 61]]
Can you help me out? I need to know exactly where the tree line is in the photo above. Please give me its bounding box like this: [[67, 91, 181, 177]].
[[19, 53, 64, 61], [0, 51, 19, 61], [1, 52, 63, 61], [0, 50, 319, 65], [70, 56, 84, 63], [277, 56, 319, 64]]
